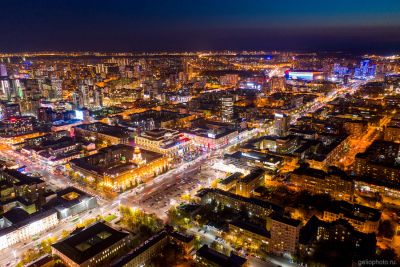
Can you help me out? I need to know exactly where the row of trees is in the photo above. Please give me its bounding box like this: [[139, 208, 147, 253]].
[[119, 205, 163, 240]]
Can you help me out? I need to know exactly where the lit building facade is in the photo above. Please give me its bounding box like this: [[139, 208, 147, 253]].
[[52, 222, 130, 267], [269, 214, 301, 255], [134, 128, 191, 157], [0, 209, 59, 250], [70, 145, 168, 191]]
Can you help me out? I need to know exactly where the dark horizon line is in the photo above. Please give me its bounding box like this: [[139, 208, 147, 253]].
[[1, 49, 399, 56]]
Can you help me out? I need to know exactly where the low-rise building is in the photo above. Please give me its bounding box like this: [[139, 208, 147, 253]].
[[52, 222, 130, 267], [74, 122, 130, 145], [195, 245, 248, 267], [228, 219, 270, 250], [384, 120, 400, 142], [134, 128, 191, 157], [43, 187, 98, 219], [354, 141, 400, 183], [0, 168, 46, 205], [111, 230, 168, 267], [169, 231, 195, 253], [322, 201, 381, 234], [305, 134, 349, 170], [197, 188, 283, 219], [70, 145, 168, 191], [290, 165, 354, 201], [225, 151, 283, 172], [299, 215, 376, 258], [184, 119, 239, 150], [0, 208, 58, 250], [217, 172, 242, 191], [236, 168, 265, 197], [354, 176, 400, 201]]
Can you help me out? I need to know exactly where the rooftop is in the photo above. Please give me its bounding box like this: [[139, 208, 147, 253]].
[[219, 172, 242, 185], [196, 245, 247, 267], [325, 201, 381, 222], [75, 122, 129, 139], [270, 213, 302, 227], [52, 222, 129, 264], [230, 219, 271, 238], [111, 230, 167, 267]]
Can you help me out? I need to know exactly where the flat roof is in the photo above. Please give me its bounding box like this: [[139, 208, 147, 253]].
[[75, 122, 129, 139], [325, 201, 381, 222], [219, 172, 242, 185], [197, 188, 283, 214], [196, 245, 247, 267], [52, 222, 129, 264], [111, 230, 167, 267], [240, 168, 264, 184], [230, 219, 271, 238], [270, 213, 302, 227]]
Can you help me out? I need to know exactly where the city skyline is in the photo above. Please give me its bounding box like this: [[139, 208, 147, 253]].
[[1, 2, 400, 267]]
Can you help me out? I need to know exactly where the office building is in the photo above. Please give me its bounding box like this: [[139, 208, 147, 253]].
[[0, 208, 58, 250], [322, 201, 381, 234], [195, 245, 247, 267], [220, 95, 234, 122], [111, 230, 168, 267], [52, 222, 130, 267], [291, 165, 354, 201], [134, 128, 191, 157], [274, 113, 289, 137], [74, 122, 130, 145], [269, 213, 301, 255]]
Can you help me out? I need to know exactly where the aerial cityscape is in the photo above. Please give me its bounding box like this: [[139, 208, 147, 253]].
[[1, 1, 400, 267]]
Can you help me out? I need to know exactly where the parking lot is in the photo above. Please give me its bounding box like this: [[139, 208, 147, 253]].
[[140, 166, 224, 216]]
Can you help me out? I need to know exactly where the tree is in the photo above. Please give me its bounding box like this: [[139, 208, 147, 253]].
[[377, 248, 398, 262], [312, 240, 353, 267], [378, 220, 395, 239]]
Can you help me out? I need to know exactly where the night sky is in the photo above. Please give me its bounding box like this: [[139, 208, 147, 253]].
[[1, 0, 400, 53]]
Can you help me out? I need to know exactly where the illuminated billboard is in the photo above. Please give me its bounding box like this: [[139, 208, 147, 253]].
[[288, 71, 314, 81], [75, 110, 84, 120], [287, 71, 324, 81]]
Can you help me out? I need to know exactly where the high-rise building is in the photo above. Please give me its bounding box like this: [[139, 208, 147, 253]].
[[354, 59, 376, 78], [79, 83, 90, 106], [0, 64, 7, 77], [11, 79, 23, 99], [51, 79, 63, 99], [0, 78, 11, 100], [0, 102, 21, 119], [94, 88, 103, 107], [333, 63, 349, 77], [220, 74, 239, 86], [274, 113, 289, 137], [220, 96, 234, 122], [269, 213, 301, 255], [270, 76, 286, 91]]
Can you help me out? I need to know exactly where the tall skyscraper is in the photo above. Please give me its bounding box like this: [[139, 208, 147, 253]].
[[221, 96, 234, 122], [274, 113, 290, 137], [270, 76, 286, 92], [79, 83, 90, 106], [51, 79, 63, 100], [72, 91, 80, 108], [94, 88, 103, 108], [0, 64, 7, 77], [0, 78, 11, 100], [355, 59, 376, 78]]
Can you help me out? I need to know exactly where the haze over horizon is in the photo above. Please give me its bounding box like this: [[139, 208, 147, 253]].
[[1, 0, 400, 53]]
